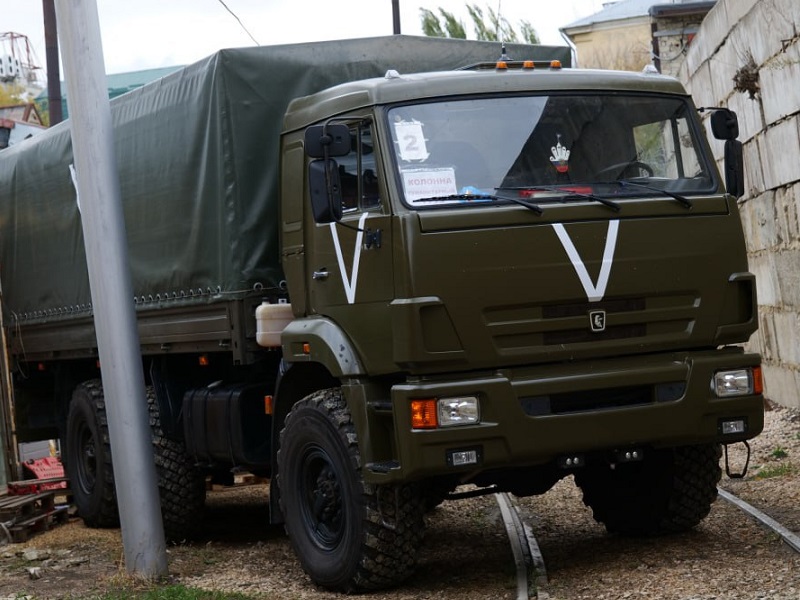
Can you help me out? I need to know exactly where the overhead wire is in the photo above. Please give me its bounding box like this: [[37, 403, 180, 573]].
[[215, 0, 260, 46]]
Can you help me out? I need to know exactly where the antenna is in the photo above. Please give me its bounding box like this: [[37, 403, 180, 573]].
[[496, 0, 503, 42]]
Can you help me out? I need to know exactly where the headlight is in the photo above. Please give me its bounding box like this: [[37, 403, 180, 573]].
[[438, 396, 480, 427], [712, 367, 762, 397]]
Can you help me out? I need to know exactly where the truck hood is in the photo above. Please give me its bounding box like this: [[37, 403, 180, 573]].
[[390, 196, 756, 372]]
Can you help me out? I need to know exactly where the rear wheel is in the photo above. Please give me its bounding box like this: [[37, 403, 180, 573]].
[[65, 380, 119, 528], [575, 443, 722, 535], [147, 387, 206, 541], [277, 388, 425, 592], [65, 380, 206, 540]]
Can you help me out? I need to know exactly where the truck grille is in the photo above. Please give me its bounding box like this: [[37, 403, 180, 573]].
[[485, 294, 697, 352], [542, 298, 645, 345]]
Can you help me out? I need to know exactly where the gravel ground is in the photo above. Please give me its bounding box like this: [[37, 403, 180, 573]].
[[0, 401, 798, 600]]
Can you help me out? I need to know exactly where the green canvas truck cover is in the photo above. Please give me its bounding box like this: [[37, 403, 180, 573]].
[[0, 35, 569, 323]]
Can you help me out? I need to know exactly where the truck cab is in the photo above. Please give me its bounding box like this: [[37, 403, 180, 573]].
[[270, 64, 762, 588], [280, 63, 760, 474]]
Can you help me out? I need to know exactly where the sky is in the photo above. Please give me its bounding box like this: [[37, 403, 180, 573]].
[[2, 0, 607, 83]]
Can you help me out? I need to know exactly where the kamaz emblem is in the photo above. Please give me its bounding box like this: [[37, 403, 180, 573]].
[[589, 310, 606, 333]]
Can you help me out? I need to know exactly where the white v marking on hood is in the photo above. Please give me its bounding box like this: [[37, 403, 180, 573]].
[[553, 220, 619, 302]]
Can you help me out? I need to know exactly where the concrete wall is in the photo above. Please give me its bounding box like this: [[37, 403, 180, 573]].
[[680, 0, 800, 407], [654, 14, 704, 78]]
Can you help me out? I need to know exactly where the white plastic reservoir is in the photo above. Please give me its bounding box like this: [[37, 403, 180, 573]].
[[256, 301, 293, 347]]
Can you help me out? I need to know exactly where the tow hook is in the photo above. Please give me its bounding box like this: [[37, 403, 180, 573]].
[[723, 440, 751, 479]]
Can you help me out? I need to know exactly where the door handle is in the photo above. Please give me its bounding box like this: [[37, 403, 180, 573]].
[[312, 269, 329, 281]]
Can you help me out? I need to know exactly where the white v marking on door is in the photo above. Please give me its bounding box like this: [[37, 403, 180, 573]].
[[553, 220, 619, 302], [330, 212, 368, 305]]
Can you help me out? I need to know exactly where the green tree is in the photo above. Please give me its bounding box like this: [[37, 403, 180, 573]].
[[420, 8, 467, 38], [420, 3, 539, 44], [0, 82, 25, 106]]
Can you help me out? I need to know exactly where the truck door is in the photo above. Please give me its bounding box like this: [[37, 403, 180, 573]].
[[304, 120, 394, 371]]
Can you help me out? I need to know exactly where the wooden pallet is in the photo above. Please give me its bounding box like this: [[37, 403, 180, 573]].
[[0, 491, 70, 543]]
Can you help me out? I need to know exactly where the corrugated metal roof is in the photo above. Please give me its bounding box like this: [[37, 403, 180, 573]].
[[562, 0, 713, 30]]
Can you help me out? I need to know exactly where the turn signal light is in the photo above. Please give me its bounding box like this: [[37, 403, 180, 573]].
[[753, 366, 763, 395], [411, 399, 438, 429]]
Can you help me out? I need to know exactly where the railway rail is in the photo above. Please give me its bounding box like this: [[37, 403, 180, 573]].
[[496, 481, 800, 600], [717, 486, 800, 553]]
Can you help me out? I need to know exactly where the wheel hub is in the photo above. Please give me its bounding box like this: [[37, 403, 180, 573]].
[[302, 449, 344, 548], [76, 423, 97, 492]]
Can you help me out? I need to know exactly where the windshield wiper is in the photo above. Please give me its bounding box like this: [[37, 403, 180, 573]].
[[496, 185, 620, 212], [413, 193, 543, 215], [606, 180, 693, 209]]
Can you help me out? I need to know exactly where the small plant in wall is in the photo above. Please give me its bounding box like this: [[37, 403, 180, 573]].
[[733, 51, 760, 99]]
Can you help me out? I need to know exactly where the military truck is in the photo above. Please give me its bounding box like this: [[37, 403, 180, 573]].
[[0, 35, 763, 592]]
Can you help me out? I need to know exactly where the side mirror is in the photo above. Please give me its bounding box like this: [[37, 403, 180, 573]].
[[308, 159, 343, 223], [304, 124, 351, 158], [710, 109, 739, 140], [724, 139, 745, 198]]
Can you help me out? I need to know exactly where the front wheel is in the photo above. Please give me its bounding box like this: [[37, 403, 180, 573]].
[[574, 443, 722, 535], [277, 388, 425, 592]]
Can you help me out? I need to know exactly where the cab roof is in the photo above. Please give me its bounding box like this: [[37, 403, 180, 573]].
[[284, 66, 689, 132]]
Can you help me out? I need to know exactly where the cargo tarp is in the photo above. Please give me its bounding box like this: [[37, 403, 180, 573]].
[[0, 35, 570, 322]]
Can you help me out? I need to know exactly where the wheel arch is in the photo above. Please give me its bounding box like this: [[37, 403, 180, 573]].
[[280, 316, 364, 378]]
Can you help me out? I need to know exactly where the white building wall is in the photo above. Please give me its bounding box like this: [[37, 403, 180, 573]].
[[680, 0, 800, 407]]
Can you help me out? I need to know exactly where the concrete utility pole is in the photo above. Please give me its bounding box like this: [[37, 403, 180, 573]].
[[392, 0, 401, 34], [53, 0, 167, 578], [42, 0, 63, 125]]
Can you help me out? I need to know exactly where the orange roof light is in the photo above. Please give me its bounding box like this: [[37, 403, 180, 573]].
[[411, 399, 438, 429], [550, 60, 563, 70], [495, 60, 508, 70], [523, 60, 535, 70]]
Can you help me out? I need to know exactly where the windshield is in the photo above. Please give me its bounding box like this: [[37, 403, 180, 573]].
[[386, 94, 715, 208]]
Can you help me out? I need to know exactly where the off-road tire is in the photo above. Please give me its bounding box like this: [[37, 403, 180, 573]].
[[65, 380, 120, 528], [147, 387, 206, 542], [276, 388, 425, 592], [575, 443, 722, 535]]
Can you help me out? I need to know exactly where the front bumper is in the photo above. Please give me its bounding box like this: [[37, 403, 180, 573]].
[[363, 348, 763, 484]]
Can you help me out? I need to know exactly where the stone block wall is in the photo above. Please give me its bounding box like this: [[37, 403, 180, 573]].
[[680, 0, 800, 407]]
